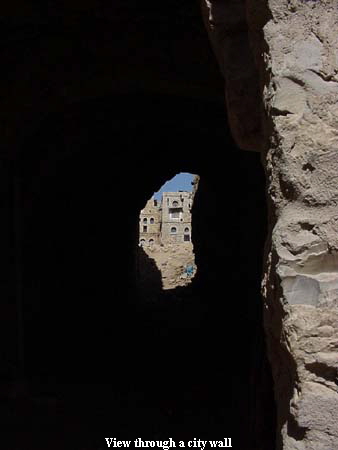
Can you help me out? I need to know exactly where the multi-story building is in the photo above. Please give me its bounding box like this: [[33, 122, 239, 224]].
[[139, 191, 193, 246], [160, 192, 192, 243], [139, 198, 161, 246]]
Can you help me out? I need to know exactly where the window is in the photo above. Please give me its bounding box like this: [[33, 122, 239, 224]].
[[143, 218, 147, 224], [184, 227, 190, 233], [143, 226, 147, 232], [172, 200, 178, 207], [184, 234, 190, 242], [169, 207, 183, 219], [140, 239, 146, 246], [150, 218, 154, 224], [170, 227, 177, 234], [149, 239, 154, 245]]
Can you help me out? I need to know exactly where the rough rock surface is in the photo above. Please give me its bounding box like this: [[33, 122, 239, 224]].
[[201, 0, 263, 152], [141, 243, 196, 291], [203, 1, 338, 449]]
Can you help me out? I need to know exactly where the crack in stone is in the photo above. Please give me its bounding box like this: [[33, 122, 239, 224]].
[[308, 69, 338, 83], [271, 106, 294, 117], [305, 362, 338, 385]]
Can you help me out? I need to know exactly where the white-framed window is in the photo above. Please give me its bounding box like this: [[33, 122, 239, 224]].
[[143, 218, 147, 223], [150, 218, 155, 224], [170, 227, 177, 234], [169, 207, 182, 220]]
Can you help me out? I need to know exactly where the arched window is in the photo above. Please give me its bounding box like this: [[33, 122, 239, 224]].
[[150, 218, 154, 224], [149, 239, 154, 245], [172, 200, 179, 207], [170, 227, 177, 234], [143, 218, 147, 223], [140, 239, 146, 246], [184, 227, 190, 233]]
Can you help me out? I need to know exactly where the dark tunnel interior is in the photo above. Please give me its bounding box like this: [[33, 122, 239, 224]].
[[0, 94, 277, 449]]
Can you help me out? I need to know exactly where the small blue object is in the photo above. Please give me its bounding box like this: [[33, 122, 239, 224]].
[[185, 265, 194, 276]]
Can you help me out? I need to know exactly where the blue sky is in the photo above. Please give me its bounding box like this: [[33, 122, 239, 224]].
[[153, 172, 195, 200]]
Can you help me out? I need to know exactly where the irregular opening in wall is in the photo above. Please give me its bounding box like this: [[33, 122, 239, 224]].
[[137, 172, 199, 292], [14, 93, 275, 449]]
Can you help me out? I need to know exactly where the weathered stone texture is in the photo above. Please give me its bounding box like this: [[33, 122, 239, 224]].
[[252, 1, 338, 449], [201, 0, 263, 151], [204, 0, 338, 448], [139, 198, 162, 245], [141, 242, 196, 290]]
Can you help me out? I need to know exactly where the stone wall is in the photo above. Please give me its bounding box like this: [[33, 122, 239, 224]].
[[256, 3, 338, 448], [203, 1, 338, 448]]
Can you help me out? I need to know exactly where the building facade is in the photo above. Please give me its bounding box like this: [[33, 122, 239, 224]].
[[139, 191, 193, 246], [160, 192, 192, 243], [139, 198, 162, 246]]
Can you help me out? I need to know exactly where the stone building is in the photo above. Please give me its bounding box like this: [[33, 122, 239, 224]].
[[139, 198, 161, 246], [160, 192, 192, 244], [139, 191, 193, 246]]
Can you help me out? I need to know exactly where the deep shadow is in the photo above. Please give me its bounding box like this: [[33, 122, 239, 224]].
[[1, 93, 276, 450], [137, 246, 163, 299]]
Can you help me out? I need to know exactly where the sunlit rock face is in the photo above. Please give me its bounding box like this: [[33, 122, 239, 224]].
[[204, 1, 338, 449], [139, 241, 196, 291]]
